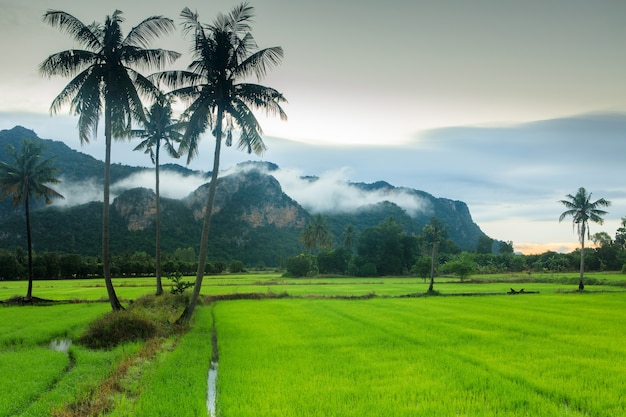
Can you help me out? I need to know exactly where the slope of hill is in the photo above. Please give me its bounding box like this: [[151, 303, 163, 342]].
[[0, 126, 490, 263]]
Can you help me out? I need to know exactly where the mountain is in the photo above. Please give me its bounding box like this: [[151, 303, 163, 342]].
[[0, 127, 490, 264]]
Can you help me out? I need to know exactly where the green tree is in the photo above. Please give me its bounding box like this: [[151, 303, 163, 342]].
[[476, 235, 493, 254], [422, 217, 448, 292], [558, 187, 611, 290], [498, 240, 514, 254], [341, 223, 356, 252], [302, 214, 333, 254], [0, 140, 63, 300], [40, 9, 179, 310], [131, 95, 184, 295], [284, 254, 312, 278], [161, 4, 286, 322], [614, 217, 626, 250], [357, 217, 414, 276], [444, 252, 476, 281]]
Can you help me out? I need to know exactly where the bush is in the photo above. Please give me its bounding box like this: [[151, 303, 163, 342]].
[[357, 262, 378, 277], [412, 258, 432, 280], [228, 260, 246, 273], [284, 254, 311, 277], [167, 271, 193, 296], [78, 310, 158, 349]]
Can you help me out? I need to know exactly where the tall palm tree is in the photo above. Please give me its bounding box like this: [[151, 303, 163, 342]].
[[559, 187, 610, 290], [0, 140, 64, 301], [40, 10, 180, 310], [131, 94, 184, 295], [158, 3, 286, 322]]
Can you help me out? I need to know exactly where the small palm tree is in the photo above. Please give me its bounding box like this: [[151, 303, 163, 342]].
[[40, 9, 180, 310], [0, 140, 64, 300], [158, 3, 287, 322], [301, 214, 333, 254], [131, 95, 184, 295], [559, 187, 610, 290], [341, 223, 356, 252], [422, 217, 447, 293]]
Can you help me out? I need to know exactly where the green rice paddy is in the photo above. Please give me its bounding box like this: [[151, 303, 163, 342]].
[[1, 273, 626, 416], [214, 295, 626, 416]]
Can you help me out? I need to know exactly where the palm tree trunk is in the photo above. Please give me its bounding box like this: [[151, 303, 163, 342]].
[[25, 198, 33, 300], [155, 145, 163, 296], [177, 110, 224, 323], [579, 224, 586, 291], [428, 243, 436, 292], [103, 104, 123, 311]]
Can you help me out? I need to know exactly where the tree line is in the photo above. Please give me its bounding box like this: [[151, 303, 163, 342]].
[[0, 247, 242, 281], [284, 189, 621, 291]]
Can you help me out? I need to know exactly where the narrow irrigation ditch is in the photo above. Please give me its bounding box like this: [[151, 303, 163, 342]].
[[207, 307, 219, 417]]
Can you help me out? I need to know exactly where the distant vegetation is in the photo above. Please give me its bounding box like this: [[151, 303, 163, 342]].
[[1, 213, 625, 285]]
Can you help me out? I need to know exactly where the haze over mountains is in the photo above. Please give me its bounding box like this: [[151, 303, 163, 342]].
[[0, 126, 489, 264]]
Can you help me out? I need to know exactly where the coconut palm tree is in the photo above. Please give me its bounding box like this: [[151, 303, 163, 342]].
[[422, 217, 447, 293], [40, 10, 180, 310], [0, 140, 64, 301], [157, 3, 286, 322], [559, 187, 610, 290], [341, 223, 356, 252], [131, 94, 184, 295], [301, 214, 333, 254]]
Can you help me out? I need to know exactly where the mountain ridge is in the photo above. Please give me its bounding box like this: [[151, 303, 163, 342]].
[[0, 126, 491, 263]]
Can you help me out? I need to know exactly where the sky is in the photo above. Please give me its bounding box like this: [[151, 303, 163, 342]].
[[1, 0, 626, 254]]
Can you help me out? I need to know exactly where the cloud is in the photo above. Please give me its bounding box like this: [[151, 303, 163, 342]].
[[54, 177, 102, 207], [111, 170, 208, 200], [270, 167, 430, 217], [51, 170, 208, 208]]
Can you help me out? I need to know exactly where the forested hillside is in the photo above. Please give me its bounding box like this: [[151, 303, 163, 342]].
[[0, 126, 491, 266]]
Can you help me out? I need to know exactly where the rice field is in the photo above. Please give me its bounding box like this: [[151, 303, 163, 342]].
[[214, 294, 626, 416], [0, 303, 138, 417], [1, 271, 624, 302], [1, 274, 626, 416]]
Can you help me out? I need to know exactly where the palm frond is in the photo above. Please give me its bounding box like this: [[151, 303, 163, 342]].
[[123, 47, 181, 70], [124, 16, 176, 49], [235, 46, 283, 80], [150, 70, 201, 91], [225, 99, 266, 155], [39, 49, 98, 78], [49, 68, 94, 115], [221, 2, 254, 35], [42, 10, 101, 50], [235, 83, 287, 120]]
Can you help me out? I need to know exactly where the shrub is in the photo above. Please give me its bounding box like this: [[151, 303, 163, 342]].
[[284, 254, 311, 277], [357, 262, 378, 277], [167, 271, 193, 296], [228, 260, 246, 273], [78, 310, 158, 349]]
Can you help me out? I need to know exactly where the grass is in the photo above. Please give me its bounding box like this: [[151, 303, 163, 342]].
[[214, 294, 626, 416], [1, 272, 625, 302], [107, 307, 214, 417], [0, 303, 139, 417], [2, 273, 626, 416]]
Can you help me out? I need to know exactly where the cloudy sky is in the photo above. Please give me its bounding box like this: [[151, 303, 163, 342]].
[[1, 0, 626, 254]]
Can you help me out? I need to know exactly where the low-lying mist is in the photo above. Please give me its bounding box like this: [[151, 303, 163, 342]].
[[269, 167, 430, 217], [53, 170, 209, 207], [53, 165, 431, 218]]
